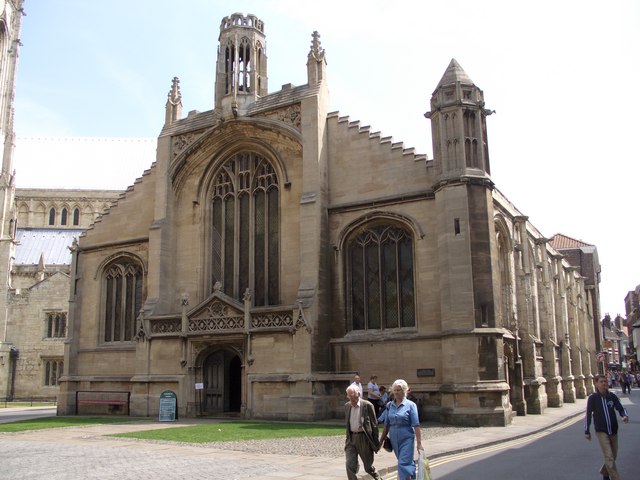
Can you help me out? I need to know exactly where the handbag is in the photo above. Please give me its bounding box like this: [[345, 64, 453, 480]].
[[382, 437, 392, 452], [416, 449, 432, 480]]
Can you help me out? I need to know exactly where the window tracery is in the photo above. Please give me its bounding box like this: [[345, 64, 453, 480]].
[[347, 224, 415, 331], [211, 152, 279, 306], [103, 260, 143, 343]]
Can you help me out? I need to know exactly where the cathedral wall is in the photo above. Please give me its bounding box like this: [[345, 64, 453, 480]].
[[70, 240, 147, 363], [75, 350, 136, 377], [325, 115, 434, 206], [15, 189, 121, 229], [170, 126, 304, 308], [249, 332, 305, 374], [328, 194, 446, 406], [7, 272, 68, 399], [78, 169, 156, 246], [329, 198, 440, 334]]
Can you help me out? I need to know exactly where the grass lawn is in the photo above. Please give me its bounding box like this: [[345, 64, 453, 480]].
[[114, 422, 344, 443], [0, 416, 150, 433]]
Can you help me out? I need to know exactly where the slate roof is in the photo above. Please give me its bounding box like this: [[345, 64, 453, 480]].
[[15, 228, 83, 266]]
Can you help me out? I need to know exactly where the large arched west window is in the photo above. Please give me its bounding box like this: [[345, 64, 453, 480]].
[[347, 224, 415, 331], [211, 152, 279, 306], [102, 259, 143, 343]]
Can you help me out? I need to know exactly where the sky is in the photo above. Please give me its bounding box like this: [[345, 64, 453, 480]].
[[11, 0, 640, 319]]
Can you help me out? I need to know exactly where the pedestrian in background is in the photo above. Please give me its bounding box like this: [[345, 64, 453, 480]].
[[585, 374, 629, 480], [350, 374, 363, 398], [344, 385, 382, 480], [379, 379, 423, 480], [620, 371, 630, 394], [367, 375, 382, 417]]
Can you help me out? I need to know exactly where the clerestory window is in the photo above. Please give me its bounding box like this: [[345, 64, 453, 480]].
[[103, 259, 143, 343], [211, 152, 279, 306], [347, 225, 415, 331]]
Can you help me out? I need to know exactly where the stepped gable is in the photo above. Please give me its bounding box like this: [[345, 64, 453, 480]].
[[80, 162, 156, 236], [550, 233, 593, 250], [327, 111, 428, 162]]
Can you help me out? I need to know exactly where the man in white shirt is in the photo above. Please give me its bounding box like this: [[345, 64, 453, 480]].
[[345, 385, 381, 480], [350, 374, 363, 397]]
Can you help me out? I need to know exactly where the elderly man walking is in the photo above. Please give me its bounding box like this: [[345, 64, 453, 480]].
[[345, 384, 382, 480]]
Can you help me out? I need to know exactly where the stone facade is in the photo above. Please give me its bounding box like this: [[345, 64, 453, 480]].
[[0, 12, 601, 425], [16, 188, 121, 229], [624, 285, 639, 367], [0, 0, 24, 400], [0, 189, 121, 400]]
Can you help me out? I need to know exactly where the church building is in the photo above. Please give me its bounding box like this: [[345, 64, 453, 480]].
[[49, 13, 599, 426]]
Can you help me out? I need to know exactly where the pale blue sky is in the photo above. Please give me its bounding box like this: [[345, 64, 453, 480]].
[[12, 0, 640, 319]]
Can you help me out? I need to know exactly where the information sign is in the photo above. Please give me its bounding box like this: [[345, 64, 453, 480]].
[[159, 390, 177, 422]]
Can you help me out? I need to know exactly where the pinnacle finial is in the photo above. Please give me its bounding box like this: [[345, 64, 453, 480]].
[[165, 77, 183, 127], [308, 31, 325, 60], [167, 77, 182, 106]]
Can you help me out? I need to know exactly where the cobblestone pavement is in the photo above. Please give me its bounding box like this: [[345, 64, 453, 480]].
[[0, 400, 586, 480]]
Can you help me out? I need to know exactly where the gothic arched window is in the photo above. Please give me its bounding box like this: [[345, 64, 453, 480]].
[[211, 152, 279, 306], [61, 208, 68, 225], [48, 207, 56, 225], [73, 208, 80, 226], [347, 225, 415, 331], [103, 259, 143, 343]]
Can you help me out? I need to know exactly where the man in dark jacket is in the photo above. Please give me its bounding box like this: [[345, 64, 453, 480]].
[[345, 385, 381, 480], [585, 374, 629, 480]]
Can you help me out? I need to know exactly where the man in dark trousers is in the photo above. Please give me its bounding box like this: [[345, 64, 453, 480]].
[[345, 384, 381, 480], [585, 374, 629, 480]]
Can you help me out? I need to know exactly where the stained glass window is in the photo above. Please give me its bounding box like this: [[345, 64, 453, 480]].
[[348, 225, 415, 331], [103, 261, 143, 342], [211, 152, 279, 305]]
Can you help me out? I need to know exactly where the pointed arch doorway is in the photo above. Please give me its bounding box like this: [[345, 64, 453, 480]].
[[202, 349, 242, 415]]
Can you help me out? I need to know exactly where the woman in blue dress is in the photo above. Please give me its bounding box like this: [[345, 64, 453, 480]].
[[379, 379, 423, 480]]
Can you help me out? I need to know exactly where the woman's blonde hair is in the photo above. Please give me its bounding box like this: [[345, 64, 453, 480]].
[[392, 379, 409, 394]]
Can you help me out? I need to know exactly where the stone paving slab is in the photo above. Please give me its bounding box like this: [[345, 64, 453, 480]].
[[0, 398, 588, 480]]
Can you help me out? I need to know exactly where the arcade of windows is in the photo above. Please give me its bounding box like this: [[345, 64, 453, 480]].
[[347, 225, 416, 331], [48, 207, 80, 226]]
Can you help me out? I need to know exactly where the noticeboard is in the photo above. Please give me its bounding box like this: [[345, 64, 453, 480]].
[[159, 390, 177, 422]]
